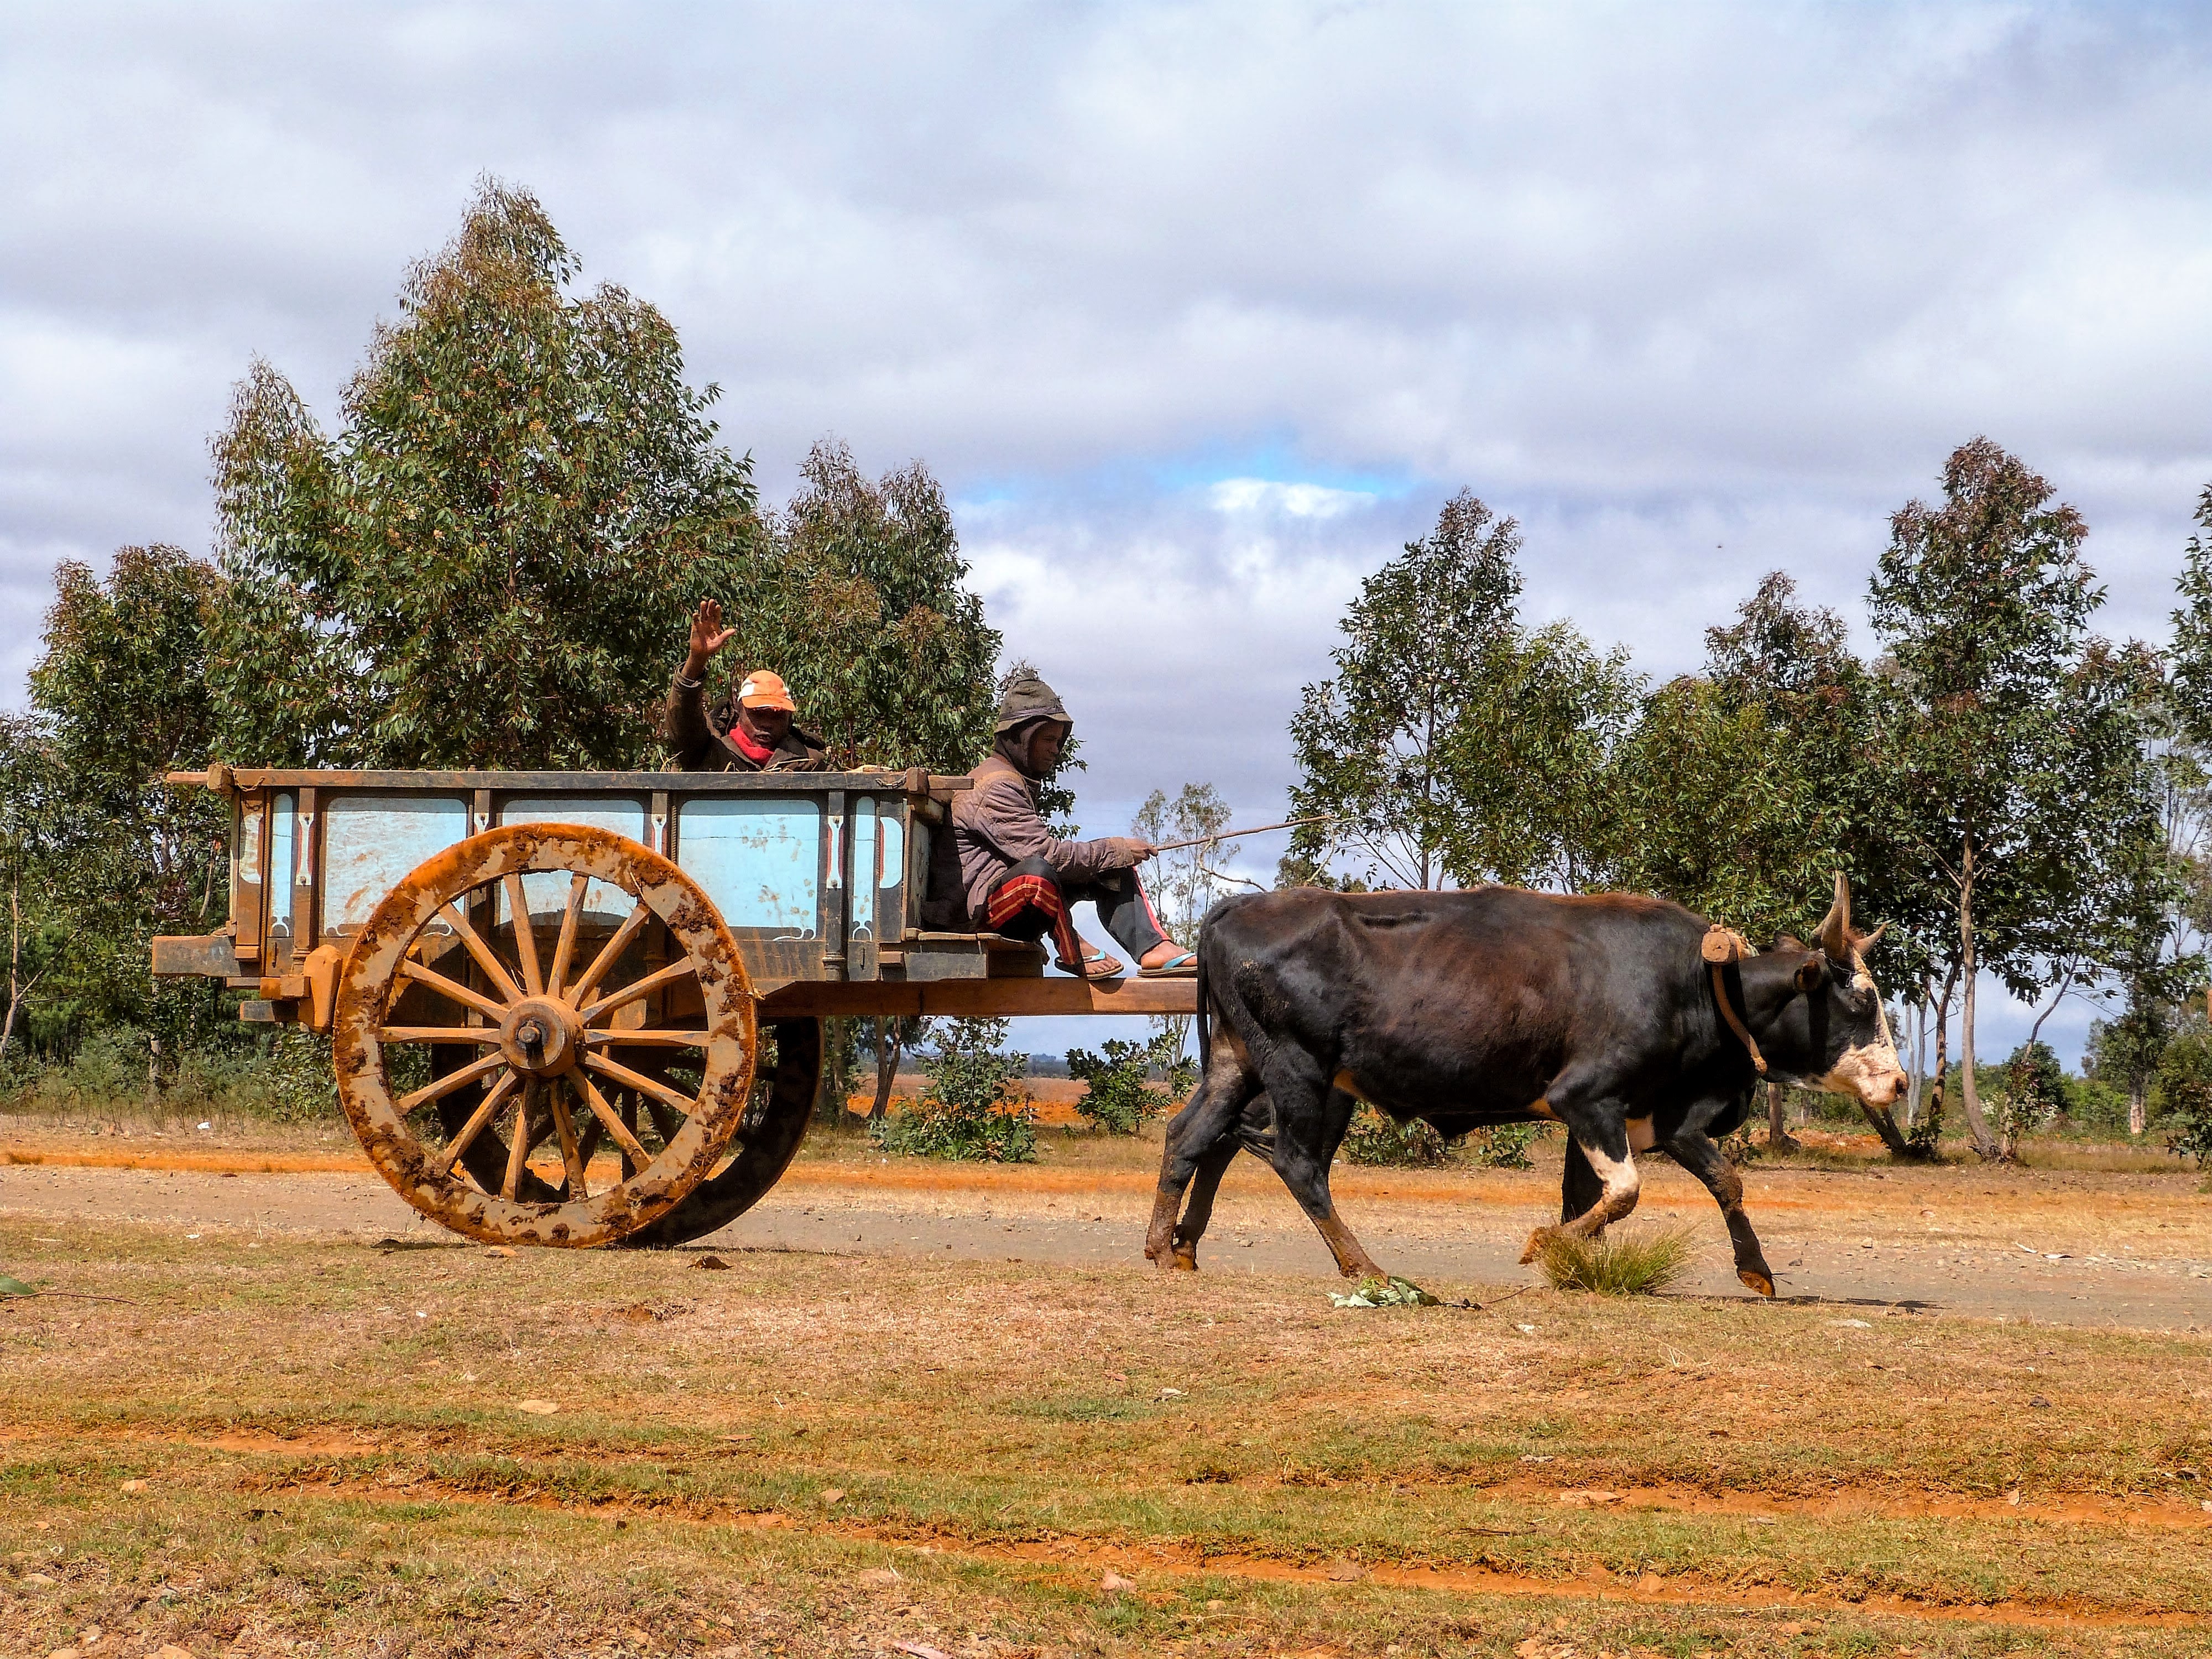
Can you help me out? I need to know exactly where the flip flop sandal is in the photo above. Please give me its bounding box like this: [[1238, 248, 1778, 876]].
[[1059, 951, 1126, 979], [1138, 952, 1199, 978]]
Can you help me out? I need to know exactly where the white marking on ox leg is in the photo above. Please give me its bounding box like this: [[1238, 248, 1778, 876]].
[[1567, 1139, 1640, 1237]]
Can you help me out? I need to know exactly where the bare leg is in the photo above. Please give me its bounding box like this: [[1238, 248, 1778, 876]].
[[1666, 1126, 1776, 1297]]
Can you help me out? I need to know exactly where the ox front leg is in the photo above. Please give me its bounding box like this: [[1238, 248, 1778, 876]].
[[1520, 1103, 1642, 1265], [1666, 1126, 1776, 1297]]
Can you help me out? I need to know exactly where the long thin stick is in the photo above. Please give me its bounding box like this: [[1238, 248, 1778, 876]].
[[1145, 815, 1334, 856]]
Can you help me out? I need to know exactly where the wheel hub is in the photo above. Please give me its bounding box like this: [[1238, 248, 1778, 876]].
[[500, 996, 580, 1077]]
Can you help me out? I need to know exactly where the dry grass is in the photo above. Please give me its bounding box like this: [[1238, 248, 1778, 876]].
[[6, 1209, 2212, 1657], [1534, 1222, 1702, 1296]]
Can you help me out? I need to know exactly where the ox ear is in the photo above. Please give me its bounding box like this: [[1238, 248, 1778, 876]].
[[1794, 953, 1826, 994], [1817, 870, 1853, 961]]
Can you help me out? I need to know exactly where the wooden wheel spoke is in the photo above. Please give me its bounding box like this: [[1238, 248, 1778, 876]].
[[503, 873, 546, 997], [545, 873, 589, 998], [575, 1071, 653, 1168], [502, 1081, 536, 1201], [579, 958, 697, 1026], [396, 1049, 507, 1114], [441, 902, 524, 1006], [585, 1029, 711, 1048], [548, 1078, 589, 1199], [399, 958, 510, 1026], [430, 1068, 520, 1177], [565, 899, 653, 1010], [379, 1026, 504, 1045], [585, 1052, 700, 1120]]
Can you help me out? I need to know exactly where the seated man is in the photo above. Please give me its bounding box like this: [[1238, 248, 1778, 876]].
[[952, 670, 1196, 980], [667, 598, 830, 772]]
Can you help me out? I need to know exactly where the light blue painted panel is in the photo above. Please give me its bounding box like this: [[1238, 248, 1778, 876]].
[[498, 797, 648, 922], [268, 793, 297, 947], [677, 797, 820, 934], [321, 795, 469, 932]]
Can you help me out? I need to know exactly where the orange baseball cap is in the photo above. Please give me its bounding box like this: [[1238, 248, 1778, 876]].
[[737, 670, 797, 712]]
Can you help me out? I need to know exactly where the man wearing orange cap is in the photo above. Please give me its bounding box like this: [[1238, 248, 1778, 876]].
[[667, 598, 830, 772]]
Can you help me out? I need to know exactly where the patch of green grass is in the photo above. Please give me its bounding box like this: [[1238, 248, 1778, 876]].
[[1535, 1222, 1700, 1296]]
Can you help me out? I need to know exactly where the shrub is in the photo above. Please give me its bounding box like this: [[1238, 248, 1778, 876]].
[[1065, 1034, 1195, 1135], [1534, 1222, 1699, 1296], [1463, 1123, 1543, 1169], [1340, 1104, 1452, 1166], [2156, 1027, 2212, 1168], [873, 1025, 1037, 1163]]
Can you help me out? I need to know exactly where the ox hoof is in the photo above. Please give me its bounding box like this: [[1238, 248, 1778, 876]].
[[1519, 1227, 1558, 1266], [1738, 1266, 1776, 1298]]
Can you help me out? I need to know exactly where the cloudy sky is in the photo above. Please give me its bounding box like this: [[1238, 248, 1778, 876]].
[[6, 2, 2211, 1060]]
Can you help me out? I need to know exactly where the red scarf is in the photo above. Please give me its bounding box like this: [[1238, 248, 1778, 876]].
[[727, 721, 776, 764]]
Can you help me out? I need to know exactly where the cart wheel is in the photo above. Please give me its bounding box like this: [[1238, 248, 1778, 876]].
[[619, 1017, 821, 1248], [332, 824, 757, 1248]]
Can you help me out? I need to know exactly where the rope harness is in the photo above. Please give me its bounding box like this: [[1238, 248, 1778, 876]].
[[1700, 925, 1768, 1076]]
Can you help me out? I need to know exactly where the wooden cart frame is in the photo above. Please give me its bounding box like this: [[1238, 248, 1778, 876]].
[[152, 766, 1193, 1247]]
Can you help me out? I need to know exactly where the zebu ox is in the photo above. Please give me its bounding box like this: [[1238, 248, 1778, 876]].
[[1144, 874, 1907, 1295]]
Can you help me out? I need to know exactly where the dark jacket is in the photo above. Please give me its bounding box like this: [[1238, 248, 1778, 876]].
[[666, 673, 830, 773], [950, 753, 1146, 921]]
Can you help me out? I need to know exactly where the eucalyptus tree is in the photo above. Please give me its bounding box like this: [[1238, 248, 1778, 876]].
[[1287, 491, 1634, 891], [1867, 439, 2164, 1160], [208, 178, 761, 770]]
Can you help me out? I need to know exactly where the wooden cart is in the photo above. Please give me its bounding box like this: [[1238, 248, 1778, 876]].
[[151, 766, 1193, 1248]]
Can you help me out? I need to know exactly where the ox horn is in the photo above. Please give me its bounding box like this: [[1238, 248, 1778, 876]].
[[1817, 870, 1853, 962]]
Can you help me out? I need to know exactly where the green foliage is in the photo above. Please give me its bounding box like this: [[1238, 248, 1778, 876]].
[[1534, 1223, 1700, 1296], [1065, 1034, 1195, 1135], [739, 440, 1001, 773], [1287, 491, 1636, 891], [208, 178, 762, 770], [1328, 1276, 1439, 1308], [872, 1018, 1037, 1162], [1339, 1103, 1453, 1166], [1463, 1123, 1544, 1169], [2154, 1024, 2212, 1166], [15, 547, 234, 1052], [1998, 1040, 2069, 1153]]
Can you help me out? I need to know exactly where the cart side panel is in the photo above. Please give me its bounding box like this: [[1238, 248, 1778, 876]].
[[674, 794, 826, 988], [267, 792, 298, 967], [320, 794, 469, 938], [495, 795, 649, 924]]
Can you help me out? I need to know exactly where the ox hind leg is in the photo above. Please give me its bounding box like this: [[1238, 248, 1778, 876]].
[[1664, 1119, 1777, 1298], [1519, 1086, 1642, 1265], [1147, 1042, 1260, 1270], [1265, 1061, 1385, 1280]]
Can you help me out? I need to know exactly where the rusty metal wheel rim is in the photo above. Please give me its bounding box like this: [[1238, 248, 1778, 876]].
[[332, 823, 757, 1248]]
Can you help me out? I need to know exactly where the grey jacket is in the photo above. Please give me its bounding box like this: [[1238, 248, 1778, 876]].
[[951, 754, 1145, 919]]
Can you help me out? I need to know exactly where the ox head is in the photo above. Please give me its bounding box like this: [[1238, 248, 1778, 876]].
[[1755, 874, 1908, 1108]]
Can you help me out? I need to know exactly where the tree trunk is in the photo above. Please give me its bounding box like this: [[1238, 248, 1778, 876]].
[[1903, 981, 1930, 1129], [1, 874, 19, 1063], [870, 1018, 903, 1123], [1955, 841, 2000, 1160], [2129, 1084, 2147, 1138], [1764, 1080, 1798, 1151]]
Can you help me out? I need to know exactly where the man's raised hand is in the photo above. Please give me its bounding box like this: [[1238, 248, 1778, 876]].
[[684, 598, 737, 680]]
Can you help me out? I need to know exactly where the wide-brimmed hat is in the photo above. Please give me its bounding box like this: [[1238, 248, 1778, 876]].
[[994, 669, 1070, 734], [737, 670, 797, 712]]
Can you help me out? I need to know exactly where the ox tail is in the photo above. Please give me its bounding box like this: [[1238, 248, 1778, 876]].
[[1195, 914, 1212, 1077]]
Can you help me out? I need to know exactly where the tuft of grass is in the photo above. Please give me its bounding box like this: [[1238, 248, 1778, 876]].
[[1535, 1222, 1700, 1296]]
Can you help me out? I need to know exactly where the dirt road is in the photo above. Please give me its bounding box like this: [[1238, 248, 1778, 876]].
[[6, 1134, 2206, 1328]]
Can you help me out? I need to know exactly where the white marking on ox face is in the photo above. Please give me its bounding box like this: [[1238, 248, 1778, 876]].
[[1815, 962, 1908, 1105]]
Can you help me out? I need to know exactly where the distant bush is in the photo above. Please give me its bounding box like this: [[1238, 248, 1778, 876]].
[[873, 1024, 1038, 1163], [2155, 1027, 2212, 1168], [1463, 1123, 1543, 1169], [1340, 1104, 1452, 1166], [1065, 1035, 1194, 1135]]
